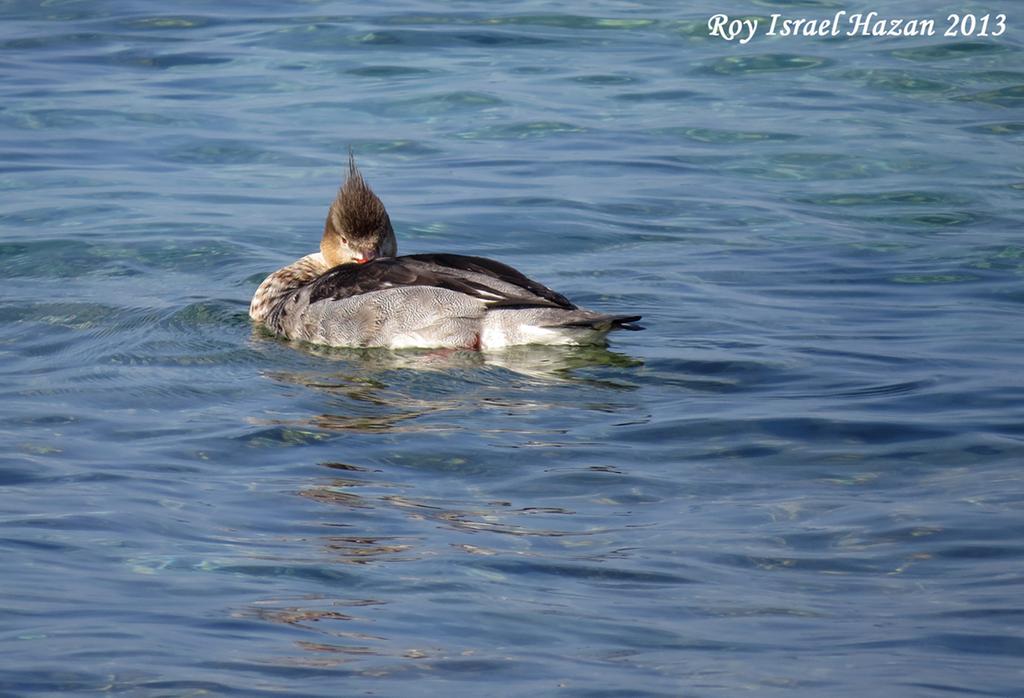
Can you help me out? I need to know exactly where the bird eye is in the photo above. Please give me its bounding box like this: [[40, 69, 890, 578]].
[[340, 236, 348, 244]]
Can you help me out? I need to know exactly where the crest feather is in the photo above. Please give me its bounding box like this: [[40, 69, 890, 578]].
[[325, 152, 392, 242]]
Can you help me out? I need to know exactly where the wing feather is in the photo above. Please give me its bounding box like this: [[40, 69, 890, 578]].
[[305, 254, 577, 310]]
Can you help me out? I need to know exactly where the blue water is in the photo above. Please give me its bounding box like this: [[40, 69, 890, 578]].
[[2, 1, 1023, 695]]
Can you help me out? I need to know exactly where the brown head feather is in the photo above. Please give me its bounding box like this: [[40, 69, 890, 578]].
[[321, 153, 395, 266]]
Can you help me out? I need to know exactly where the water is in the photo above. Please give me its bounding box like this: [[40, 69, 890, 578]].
[[2, 0, 1023, 695]]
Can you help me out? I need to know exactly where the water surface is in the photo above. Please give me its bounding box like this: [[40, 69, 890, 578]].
[[2, 1, 1023, 695]]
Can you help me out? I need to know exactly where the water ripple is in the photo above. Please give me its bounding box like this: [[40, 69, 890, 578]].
[[1, 1, 1022, 695]]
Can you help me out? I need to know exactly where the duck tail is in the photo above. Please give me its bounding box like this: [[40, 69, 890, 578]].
[[546, 313, 645, 332]]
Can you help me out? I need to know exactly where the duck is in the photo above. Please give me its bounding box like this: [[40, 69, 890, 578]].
[[249, 156, 643, 350]]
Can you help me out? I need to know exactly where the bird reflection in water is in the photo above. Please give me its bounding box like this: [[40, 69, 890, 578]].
[[250, 331, 643, 436], [240, 334, 646, 668]]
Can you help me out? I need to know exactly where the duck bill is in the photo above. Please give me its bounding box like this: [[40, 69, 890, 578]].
[[354, 250, 378, 265]]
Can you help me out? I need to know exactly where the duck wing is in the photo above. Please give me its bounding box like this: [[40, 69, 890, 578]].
[[306, 254, 577, 310], [405, 254, 576, 309]]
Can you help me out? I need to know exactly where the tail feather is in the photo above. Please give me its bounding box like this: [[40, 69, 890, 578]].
[[545, 313, 644, 332]]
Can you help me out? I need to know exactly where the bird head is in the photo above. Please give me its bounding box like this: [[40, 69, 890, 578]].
[[320, 153, 397, 267]]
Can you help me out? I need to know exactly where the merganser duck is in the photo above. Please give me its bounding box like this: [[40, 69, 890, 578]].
[[249, 157, 643, 350]]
